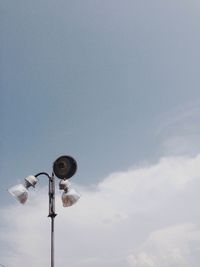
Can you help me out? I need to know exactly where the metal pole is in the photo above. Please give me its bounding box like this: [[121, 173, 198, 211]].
[[35, 172, 57, 267], [51, 216, 55, 267], [48, 173, 57, 267]]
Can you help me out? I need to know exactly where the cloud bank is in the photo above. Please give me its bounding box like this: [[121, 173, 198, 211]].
[[1, 155, 200, 267]]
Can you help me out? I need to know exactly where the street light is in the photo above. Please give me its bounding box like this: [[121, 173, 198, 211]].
[[8, 155, 80, 267]]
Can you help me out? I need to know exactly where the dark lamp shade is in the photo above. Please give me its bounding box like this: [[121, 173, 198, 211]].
[[53, 155, 77, 179]]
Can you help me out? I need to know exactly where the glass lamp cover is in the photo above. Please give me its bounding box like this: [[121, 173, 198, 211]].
[[62, 188, 80, 207], [8, 184, 28, 204]]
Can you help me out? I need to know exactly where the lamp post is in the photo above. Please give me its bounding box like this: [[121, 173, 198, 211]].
[[8, 155, 80, 267]]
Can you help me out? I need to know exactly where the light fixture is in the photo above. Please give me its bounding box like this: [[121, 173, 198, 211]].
[[8, 175, 38, 204], [59, 180, 80, 207], [8, 155, 80, 267], [8, 184, 28, 204], [62, 188, 80, 207], [24, 175, 38, 188], [53, 155, 77, 179]]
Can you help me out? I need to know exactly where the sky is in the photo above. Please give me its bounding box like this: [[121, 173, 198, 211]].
[[1, 0, 200, 266]]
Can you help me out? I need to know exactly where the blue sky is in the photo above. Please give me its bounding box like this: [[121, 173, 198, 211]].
[[1, 1, 200, 266], [1, 0, 200, 189]]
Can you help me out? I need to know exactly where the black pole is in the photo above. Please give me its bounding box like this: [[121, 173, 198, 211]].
[[35, 172, 57, 267], [51, 216, 55, 267], [48, 173, 57, 267]]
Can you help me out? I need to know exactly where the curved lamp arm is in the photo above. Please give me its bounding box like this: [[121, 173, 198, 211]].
[[34, 172, 56, 218], [0, 264, 7, 267], [35, 172, 51, 179]]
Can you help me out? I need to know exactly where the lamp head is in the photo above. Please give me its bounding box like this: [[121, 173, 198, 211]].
[[62, 188, 80, 207], [25, 175, 38, 188], [59, 179, 71, 191], [8, 184, 28, 204], [53, 155, 77, 179], [59, 179, 80, 207], [8, 175, 38, 204]]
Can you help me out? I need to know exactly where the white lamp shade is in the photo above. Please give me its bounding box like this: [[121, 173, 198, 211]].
[[8, 184, 28, 204], [59, 179, 71, 191], [62, 188, 80, 207], [25, 175, 38, 187]]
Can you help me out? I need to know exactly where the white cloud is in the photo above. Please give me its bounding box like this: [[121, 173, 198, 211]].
[[127, 223, 200, 267], [127, 252, 155, 267], [1, 155, 200, 267]]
